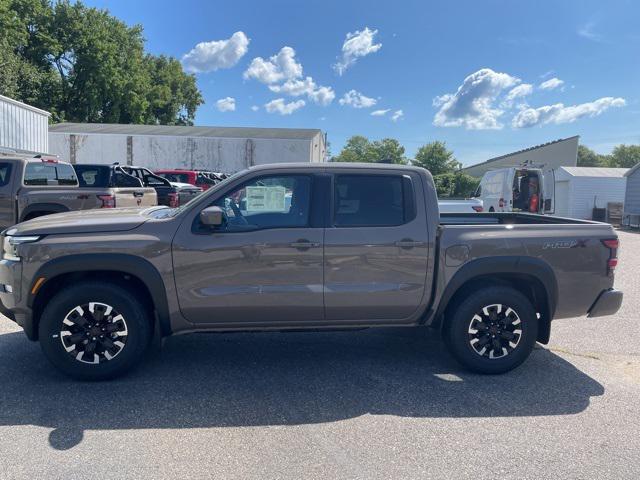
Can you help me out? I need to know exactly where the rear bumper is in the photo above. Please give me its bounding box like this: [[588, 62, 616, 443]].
[[588, 288, 623, 318]]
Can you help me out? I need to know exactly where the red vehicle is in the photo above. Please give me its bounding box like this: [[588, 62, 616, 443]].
[[154, 169, 222, 191]]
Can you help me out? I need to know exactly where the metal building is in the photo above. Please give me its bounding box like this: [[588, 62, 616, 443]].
[[49, 123, 327, 172], [623, 163, 640, 228], [0, 94, 50, 153], [463, 136, 579, 178]]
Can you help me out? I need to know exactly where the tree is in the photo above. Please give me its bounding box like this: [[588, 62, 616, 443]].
[[0, 0, 203, 124], [413, 141, 461, 175], [433, 172, 479, 198], [332, 136, 407, 164], [369, 138, 407, 164], [607, 144, 640, 169], [576, 145, 605, 167]]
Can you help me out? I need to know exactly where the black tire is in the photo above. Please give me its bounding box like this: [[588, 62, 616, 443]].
[[39, 282, 151, 380], [488, 207, 495, 212], [444, 286, 538, 374]]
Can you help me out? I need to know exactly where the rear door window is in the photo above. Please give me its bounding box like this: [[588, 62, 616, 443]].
[[333, 175, 407, 227], [24, 162, 78, 186]]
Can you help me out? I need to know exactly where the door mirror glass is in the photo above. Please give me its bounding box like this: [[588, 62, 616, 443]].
[[200, 206, 225, 227]]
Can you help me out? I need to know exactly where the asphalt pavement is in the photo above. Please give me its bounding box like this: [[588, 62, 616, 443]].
[[1, 231, 639, 479]]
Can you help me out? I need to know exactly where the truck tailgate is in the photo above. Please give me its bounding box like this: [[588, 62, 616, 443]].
[[113, 187, 158, 207]]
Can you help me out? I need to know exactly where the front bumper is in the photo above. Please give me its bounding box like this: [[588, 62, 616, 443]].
[[0, 258, 35, 339], [588, 288, 623, 318]]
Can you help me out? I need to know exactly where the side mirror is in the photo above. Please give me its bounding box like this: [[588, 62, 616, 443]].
[[200, 206, 225, 227]]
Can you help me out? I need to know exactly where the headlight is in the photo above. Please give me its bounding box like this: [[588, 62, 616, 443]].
[[3, 235, 40, 261]]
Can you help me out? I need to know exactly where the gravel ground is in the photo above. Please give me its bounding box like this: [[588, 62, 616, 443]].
[[0, 230, 638, 479]]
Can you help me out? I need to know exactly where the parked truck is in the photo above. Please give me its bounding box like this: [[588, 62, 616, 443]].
[[0, 163, 622, 380], [0, 151, 135, 230], [73, 164, 158, 208]]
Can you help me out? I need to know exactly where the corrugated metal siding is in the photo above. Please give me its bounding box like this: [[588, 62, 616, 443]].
[[624, 169, 640, 215], [0, 95, 50, 152], [49, 133, 317, 172], [566, 177, 627, 219]]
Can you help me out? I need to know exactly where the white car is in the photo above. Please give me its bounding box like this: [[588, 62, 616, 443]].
[[438, 198, 484, 213]]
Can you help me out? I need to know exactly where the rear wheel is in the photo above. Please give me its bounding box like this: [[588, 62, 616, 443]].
[[444, 286, 538, 374], [39, 282, 151, 380]]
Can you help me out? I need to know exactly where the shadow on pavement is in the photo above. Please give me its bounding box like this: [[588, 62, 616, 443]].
[[0, 327, 604, 450]]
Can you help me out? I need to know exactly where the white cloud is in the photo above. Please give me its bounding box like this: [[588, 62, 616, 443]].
[[243, 46, 303, 84], [268, 76, 335, 106], [512, 97, 626, 128], [333, 27, 382, 75], [264, 98, 306, 115], [370, 109, 390, 116], [339, 89, 377, 108], [505, 83, 533, 102], [578, 21, 603, 42], [215, 97, 236, 112], [182, 31, 249, 73], [539, 77, 564, 90], [391, 110, 404, 122], [433, 68, 520, 129], [250, 105, 260, 111]]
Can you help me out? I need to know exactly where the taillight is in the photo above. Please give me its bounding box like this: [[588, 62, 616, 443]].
[[601, 238, 619, 274], [498, 198, 505, 208], [168, 192, 179, 208], [472, 205, 483, 212], [98, 194, 116, 208]]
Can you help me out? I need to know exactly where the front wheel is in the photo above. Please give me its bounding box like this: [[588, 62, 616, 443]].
[[444, 286, 538, 374], [39, 282, 152, 380]]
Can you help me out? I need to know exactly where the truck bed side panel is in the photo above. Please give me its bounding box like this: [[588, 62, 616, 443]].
[[436, 223, 616, 319]]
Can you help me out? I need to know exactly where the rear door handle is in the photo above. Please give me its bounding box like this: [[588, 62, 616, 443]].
[[394, 240, 425, 249], [290, 241, 321, 249]]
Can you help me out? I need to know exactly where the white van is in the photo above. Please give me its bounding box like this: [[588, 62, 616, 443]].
[[475, 166, 555, 214]]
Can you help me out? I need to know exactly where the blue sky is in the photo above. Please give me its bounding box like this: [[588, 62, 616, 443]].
[[84, 0, 639, 166]]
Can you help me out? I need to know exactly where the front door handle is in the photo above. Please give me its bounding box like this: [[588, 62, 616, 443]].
[[290, 240, 321, 249], [394, 240, 425, 249]]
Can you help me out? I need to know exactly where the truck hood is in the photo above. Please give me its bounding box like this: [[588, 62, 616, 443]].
[[6, 207, 165, 236]]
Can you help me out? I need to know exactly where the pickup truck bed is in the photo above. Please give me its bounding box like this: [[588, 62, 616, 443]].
[[0, 162, 623, 380]]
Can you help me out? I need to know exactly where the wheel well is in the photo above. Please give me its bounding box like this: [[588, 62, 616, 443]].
[[441, 273, 551, 344], [31, 271, 156, 341]]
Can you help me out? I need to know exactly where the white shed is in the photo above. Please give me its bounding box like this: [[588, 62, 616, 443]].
[[554, 167, 628, 219], [0, 94, 50, 153]]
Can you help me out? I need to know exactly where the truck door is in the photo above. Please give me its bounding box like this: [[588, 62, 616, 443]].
[[324, 172, 430, 322], [171, 172, 324, 324], [542, 168, 555, 214]]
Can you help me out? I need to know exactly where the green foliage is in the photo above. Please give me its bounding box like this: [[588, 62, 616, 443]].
[[332, 135, 407, 164], [577, 145, 606, 167], [0, 0, 203, 124], [433, 172, 480, 198], [607, 144, 640, 168], [413, 141, 461, 175]]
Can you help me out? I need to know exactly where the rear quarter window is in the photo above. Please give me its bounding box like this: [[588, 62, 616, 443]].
[[0, 163, 13, 187], [74, 165, 111, 187], [24, 162, 78, 186]]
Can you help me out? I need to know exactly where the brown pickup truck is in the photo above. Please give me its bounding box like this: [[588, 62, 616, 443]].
[[0, 163, 623, 380], [73, 164, 158, 208], [0, 151, 142, 229]]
